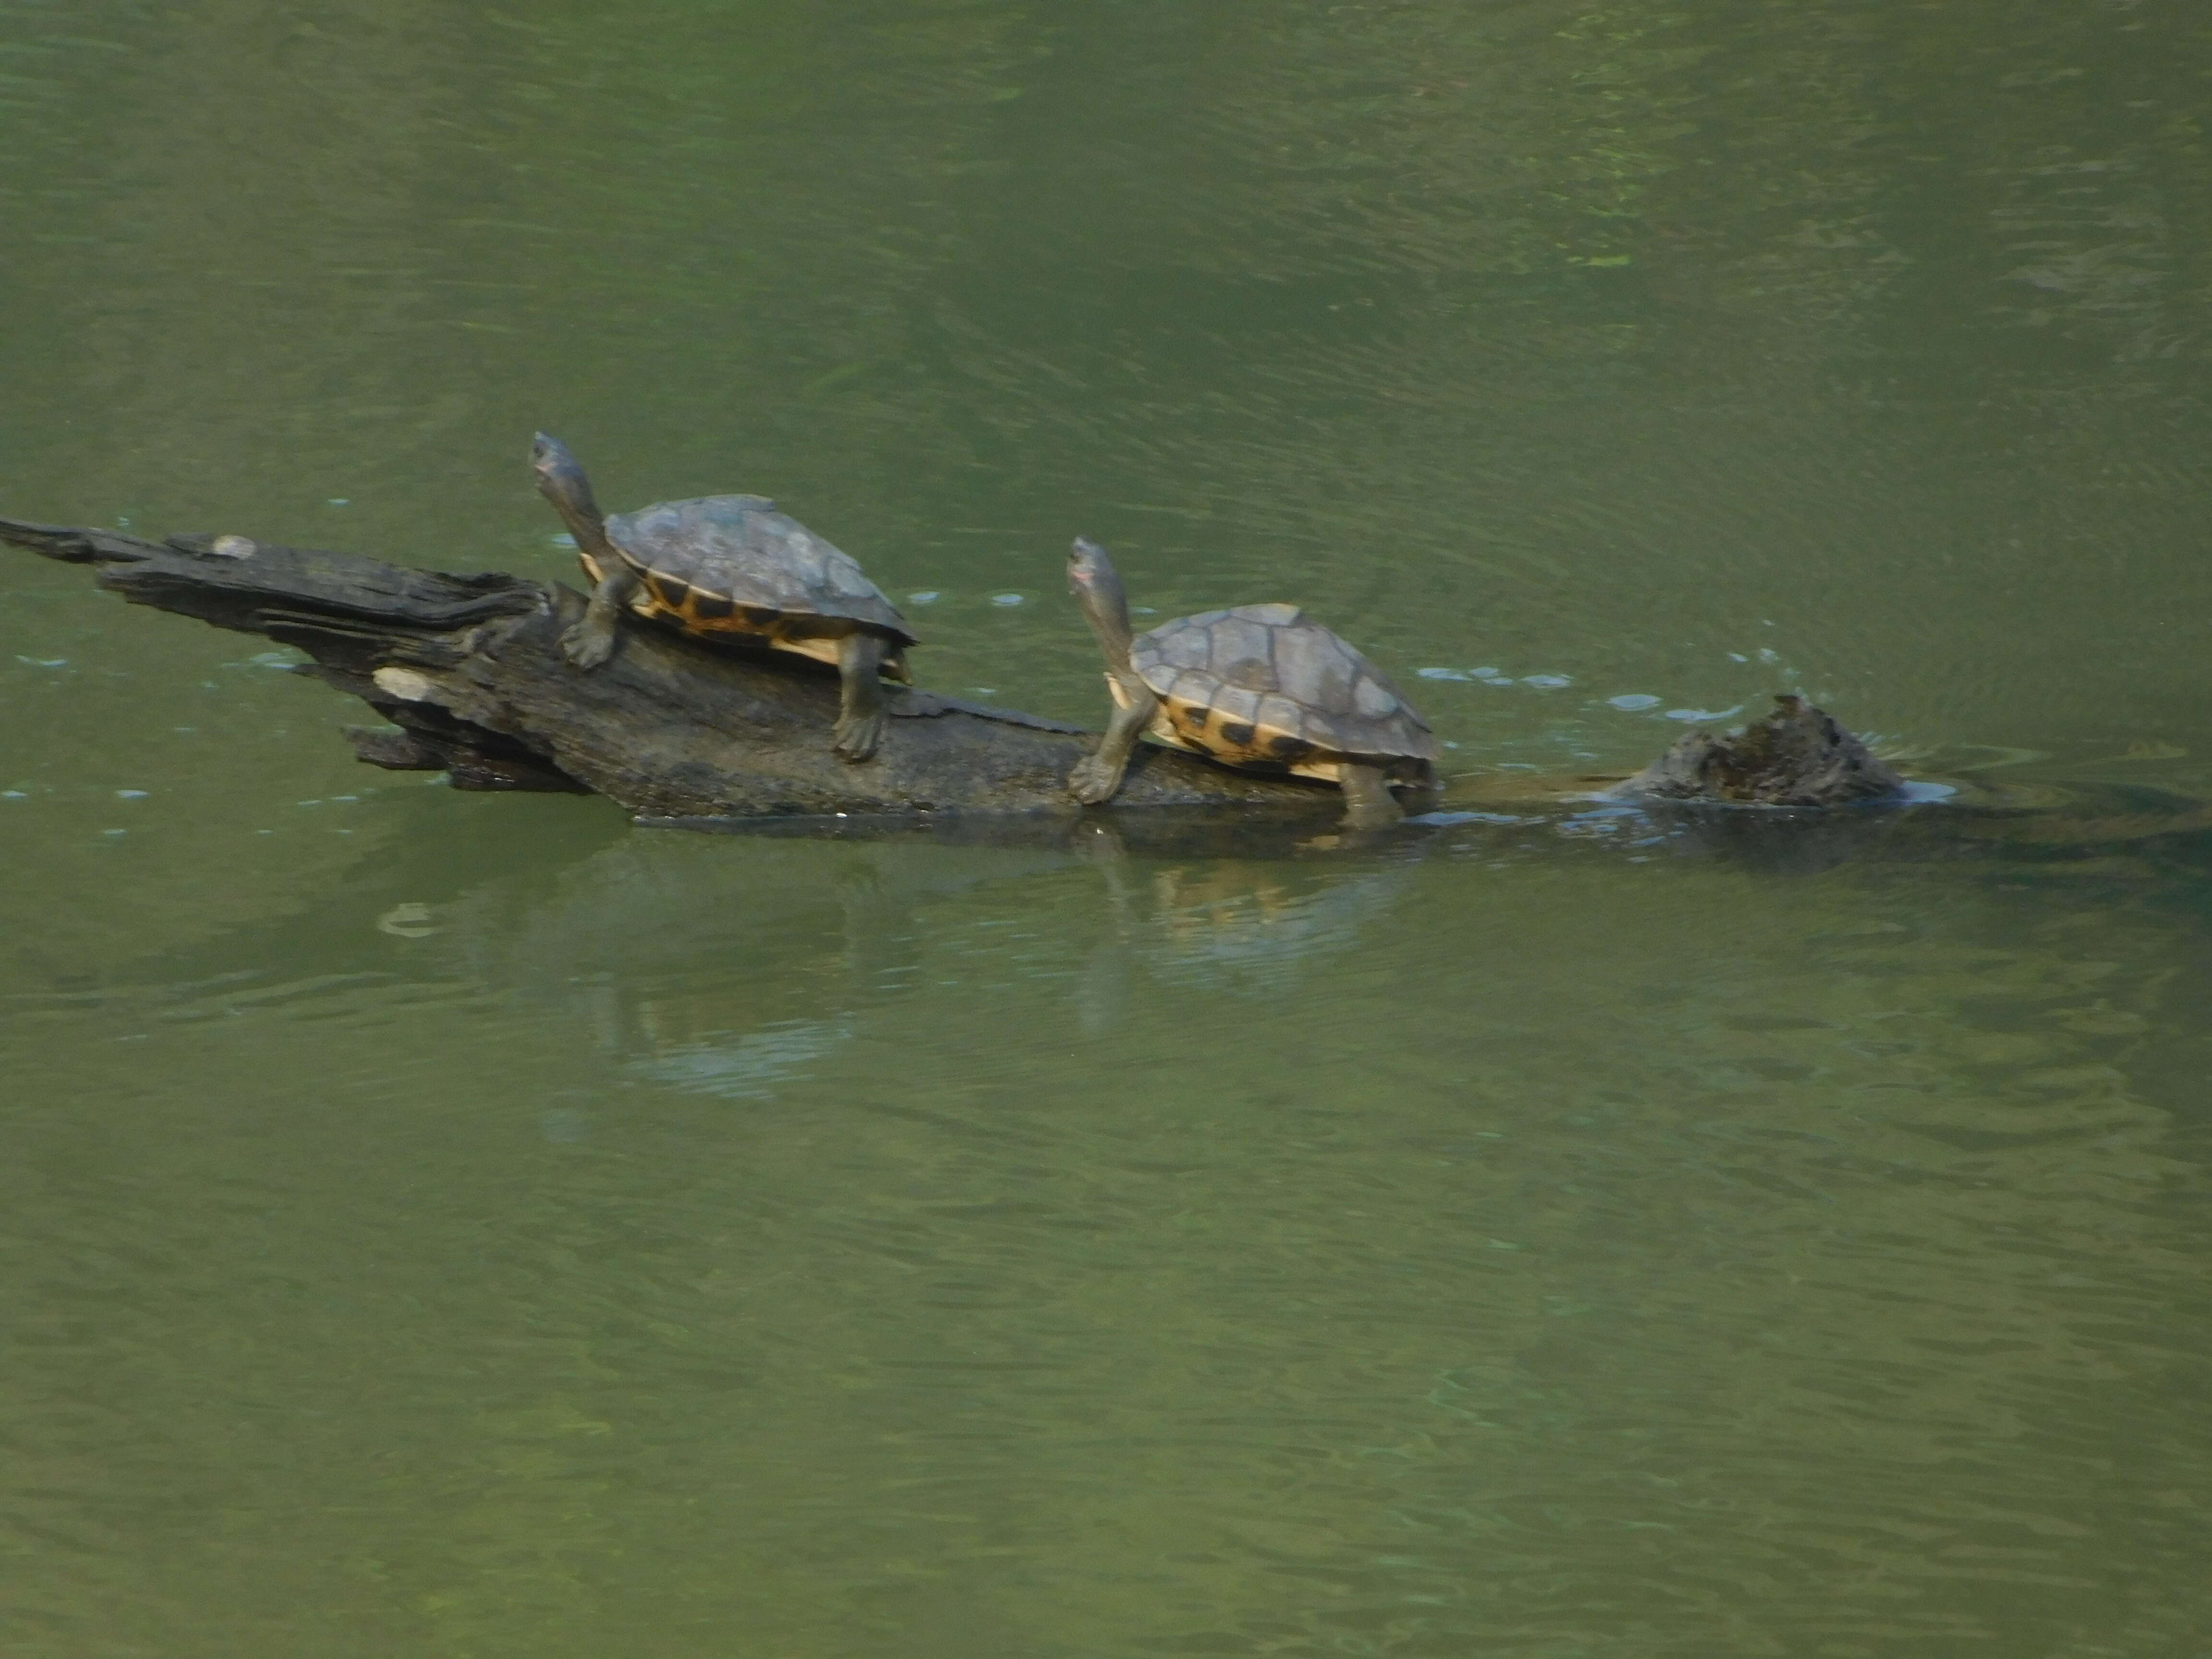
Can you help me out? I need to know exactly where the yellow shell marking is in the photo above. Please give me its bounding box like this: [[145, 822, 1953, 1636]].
[[1107, 675, 1349, 785], [579, 550, 852, 669]]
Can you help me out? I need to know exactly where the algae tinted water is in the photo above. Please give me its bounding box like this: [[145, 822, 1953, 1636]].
[[3, 1, 2210, 1653]]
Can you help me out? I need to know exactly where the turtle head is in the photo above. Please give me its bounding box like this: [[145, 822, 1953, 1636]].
[[1067, 536, 1119, 597], [1068, 537, 1136, 665], [531, 432, 597, 514], [530, 433, 615, 555]]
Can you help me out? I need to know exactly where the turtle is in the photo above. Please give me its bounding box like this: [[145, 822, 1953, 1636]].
[[530, 433, 917, 762], [1063, 537, 1439, 828]]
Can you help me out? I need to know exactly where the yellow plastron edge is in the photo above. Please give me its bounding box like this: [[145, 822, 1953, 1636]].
[[1106, 674, 1348, 785]]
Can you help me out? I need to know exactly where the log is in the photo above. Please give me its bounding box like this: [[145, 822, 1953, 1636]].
[[1611, 694, 1908, 806], [1, 515, 1429, 823], [14, 514, 2212, 859]]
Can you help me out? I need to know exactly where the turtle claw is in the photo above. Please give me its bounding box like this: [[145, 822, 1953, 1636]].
[[561, 621, 617, 671], [833, 709, 884, 764]]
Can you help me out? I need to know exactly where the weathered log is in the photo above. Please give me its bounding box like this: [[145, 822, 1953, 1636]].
[[2, 515, 1429, 822]]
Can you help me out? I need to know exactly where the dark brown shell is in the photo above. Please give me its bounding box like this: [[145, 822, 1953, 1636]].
[[1130, 603, 1437, 768], [607, 494, 915, 645]]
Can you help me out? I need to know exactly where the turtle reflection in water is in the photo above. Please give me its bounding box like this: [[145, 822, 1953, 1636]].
[[1063, 538, 1438, 828], [531, 433, 918, 762]]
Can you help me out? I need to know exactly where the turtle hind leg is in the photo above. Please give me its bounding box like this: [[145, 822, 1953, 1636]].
[[1338, 763, 1404, 830], [832, 631, 892, 762], [563, 565, 640, 670], [1069, 677, 1160, 805]]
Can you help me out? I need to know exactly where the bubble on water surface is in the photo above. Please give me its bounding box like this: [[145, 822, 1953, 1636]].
[[1607, 694, 1661, 711], [1417, 667, 1472, 681], [116, 789, 148, 799], [2, 791, 26, 800], [1522, 674, 1572, 688], [377, 903, 439, 938], [549, 532, 577, 548], [906, 590, 939, 604], [991, 593, 1025, 606], [1666, 705, 1743, 722], [16, 656, 68, 668], [326, 498, 349, 506]]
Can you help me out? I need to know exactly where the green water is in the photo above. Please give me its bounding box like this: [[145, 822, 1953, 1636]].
[[5, 1, 2211, 1653]]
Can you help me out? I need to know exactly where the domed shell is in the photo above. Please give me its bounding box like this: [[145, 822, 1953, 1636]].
[[607, 494, 916, 644], [1130, 603, 1437, 771]]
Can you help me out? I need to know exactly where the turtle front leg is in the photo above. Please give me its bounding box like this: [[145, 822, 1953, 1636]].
[[832, 630, 891, 763], [1068, 676, 1159, 805], [1338, 763, 1405, 830], [562, 565, 640, 670]]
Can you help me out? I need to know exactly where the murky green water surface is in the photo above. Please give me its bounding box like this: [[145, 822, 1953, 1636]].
[[5, 2, 2212, 1653]]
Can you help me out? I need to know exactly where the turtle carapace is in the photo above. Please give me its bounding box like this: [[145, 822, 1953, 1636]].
[[1063, 538, 1437, 829], [531, 433, 916, 763]]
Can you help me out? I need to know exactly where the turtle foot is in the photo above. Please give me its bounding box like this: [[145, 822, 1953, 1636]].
[[1337, 766, 1405, 831], [833, 709, 884, 763], [1066, 757, 1125, 805], [561, 621, 617, 671], [1339, 790, 1405, 832]]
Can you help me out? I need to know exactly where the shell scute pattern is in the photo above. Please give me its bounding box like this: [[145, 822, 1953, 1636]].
[[1210, 681, 1261, 725], [1157, 622, 1211, 671], [1205, 614, 1276, 690], [1270, 622, 1358, 713], [1130, 603, 1436, 770], [1353, 674, 1400, 719], [1255, 693, 1307, 739], [607, 494, 915, 643]]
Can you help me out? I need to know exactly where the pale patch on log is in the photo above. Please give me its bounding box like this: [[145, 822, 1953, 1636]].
[[371, 666, 438, 702]]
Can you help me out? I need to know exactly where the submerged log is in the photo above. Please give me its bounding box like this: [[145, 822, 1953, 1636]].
[[1611, 694, 1908, 806], [1, 516, 1427, 822]]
